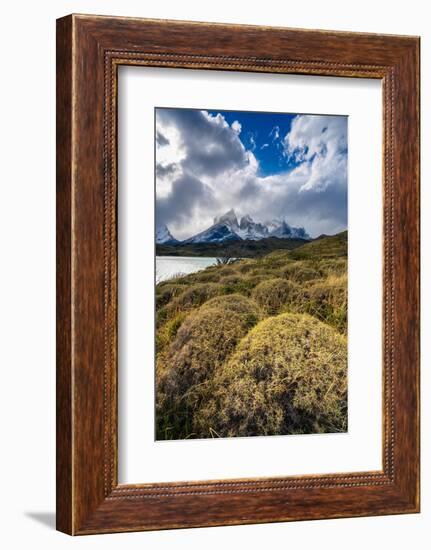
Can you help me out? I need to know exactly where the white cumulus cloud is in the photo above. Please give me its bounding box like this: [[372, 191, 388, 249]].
[[284, 115, 347, 192], [231, 120, 242, 133]]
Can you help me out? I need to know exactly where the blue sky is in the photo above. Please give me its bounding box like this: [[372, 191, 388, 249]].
[[207, 109, 298, 177], [155, 107, 348, 239]]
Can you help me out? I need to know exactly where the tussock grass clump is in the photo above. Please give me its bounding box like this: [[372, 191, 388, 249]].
[[196, 313, 347, 437], [201, 294, 262, 324], [281, 262, 320, 283], [216, 266, 236, 277], [156, 311, 188, 355], [155, 283, 184, 308], [157, 282, 223, 327], [188, 270, 222, 283], [260, 258, 289, 271], [248, 268, 267, 278], [158, 272, 190, 285], [248, 260, 295, 280], [252, 278, 299, 315], [236, 260, 257, 274], [156, 295, 261, 439], [219, 274, 242, 285], [317, 258, 347, 278], [293, 274, 347, 334], [169, 282, 222, 312], [221, 277, 256, 296], [245, 274, 265, 287], [155, 231, 349, 439]]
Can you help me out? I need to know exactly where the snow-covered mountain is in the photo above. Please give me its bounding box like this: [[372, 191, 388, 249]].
[[237, 214, 269, 240], [183, 209, 310, 244], [265, 219, 310, 240], [184, 209, 242, 244], [156, 223, 178, 244]]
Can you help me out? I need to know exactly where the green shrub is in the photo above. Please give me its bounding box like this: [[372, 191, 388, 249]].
[[252, 278, 299, 314], [197, 313, 347, 437], [185, 267, 223, 283]]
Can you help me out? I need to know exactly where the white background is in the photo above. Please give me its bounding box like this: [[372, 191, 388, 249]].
[[118, 67, 382, 483], [0, 0, 428, 548]]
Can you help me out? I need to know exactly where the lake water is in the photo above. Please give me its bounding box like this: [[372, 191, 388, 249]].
[[156, 256, 218, 283]]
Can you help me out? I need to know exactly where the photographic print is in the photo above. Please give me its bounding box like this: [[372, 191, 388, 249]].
[[155, 107, 348, 441]]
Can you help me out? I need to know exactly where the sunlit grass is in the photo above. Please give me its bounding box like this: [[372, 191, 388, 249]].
[[155, 232, 348, 439]]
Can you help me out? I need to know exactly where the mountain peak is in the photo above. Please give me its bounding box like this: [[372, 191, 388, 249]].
[[215, 208, 239, 227], [177, 210, 310, 245], [156, 223, 178, 244], [240, 214, 253, 225]]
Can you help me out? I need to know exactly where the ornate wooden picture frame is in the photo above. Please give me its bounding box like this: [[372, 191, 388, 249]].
[[56, 14, 420, 535]]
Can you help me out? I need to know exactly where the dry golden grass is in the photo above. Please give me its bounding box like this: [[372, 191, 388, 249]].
[[289, 273, 348, 334], [245, 274, 266, 287], [187, 270, 222, 283], [236, 260, 257, 274], [200, 293, 262, 320], [281, 261, 321, 283], [251, 277, 300, 315], [219, 274, 242, 285], [156, 295, 262, 439], [155, 232, 348, 439], [317, 258, 347, 278], [196, 313, 347, 437], [215, 265, 237, 277], [156, 311, 189, 356], [155, 282, 185, 309], [157, 282, 223, 325]]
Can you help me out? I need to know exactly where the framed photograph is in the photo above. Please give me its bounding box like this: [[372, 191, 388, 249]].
[[56, 14, 420, 535]]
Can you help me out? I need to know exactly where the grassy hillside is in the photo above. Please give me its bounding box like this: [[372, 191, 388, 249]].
[[155, 232, 348, 440], [288, 230, 347, 260], [156, 236, 309, 258]]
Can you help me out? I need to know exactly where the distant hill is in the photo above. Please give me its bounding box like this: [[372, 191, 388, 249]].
[[156, 236, 310, 259], [287, 231, 347, 260]]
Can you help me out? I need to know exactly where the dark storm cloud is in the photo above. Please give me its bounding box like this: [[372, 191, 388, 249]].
[[156, 172, 214, 227], [272, 179, 347, 235], [224, 173, 347, 237], [157, 108, 248, 177], [156, 162, 177, 179]]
